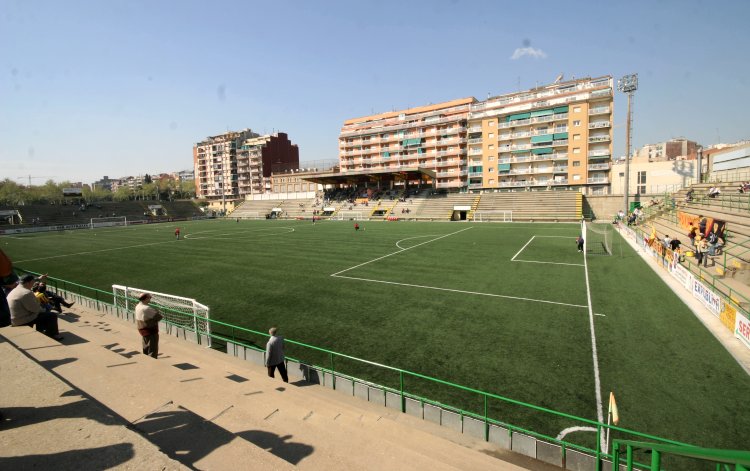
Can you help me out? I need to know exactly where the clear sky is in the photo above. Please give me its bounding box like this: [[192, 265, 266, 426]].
[[1, 0, 748, 184]]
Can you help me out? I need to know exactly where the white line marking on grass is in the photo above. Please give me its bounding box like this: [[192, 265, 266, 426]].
[[331, 274, 589, 309], [511, 236, 536, 261], [331, 226, 473, 277], [582, 241, 605, 448], [556, 426, 598, 441], [185, 226, 295, 240], [594, 313, 606, 317], [14, 240, 179, 263], [395, 235, 441, 250], [513, 259, 584, 267]]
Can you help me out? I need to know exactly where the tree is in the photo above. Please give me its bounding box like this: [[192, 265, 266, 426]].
[[113, 187, 133, 202], [0, 179, 24, 205], [143, 174, 152, 184]]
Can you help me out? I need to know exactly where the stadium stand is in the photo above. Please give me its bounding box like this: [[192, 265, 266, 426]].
[[641, 181, 750, 296], [412, 193, 475, 221], [473, 190, 582, 222], [231, 200, 282, 219]]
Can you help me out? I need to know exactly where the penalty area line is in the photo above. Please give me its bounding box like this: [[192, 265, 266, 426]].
[[331, 274, 588, 309]]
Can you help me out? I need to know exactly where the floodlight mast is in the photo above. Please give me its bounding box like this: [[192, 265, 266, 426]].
[[617, 74, 638, 214]]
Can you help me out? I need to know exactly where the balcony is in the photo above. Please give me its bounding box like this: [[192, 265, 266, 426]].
[[589, 107, 610, 115], [588, 135, 611, 143], [468, 138, 483, 144], [553, 166, 568, 173], [513, 131, 532, 138], [468, 127, 482, 133], [468, 182, 483, 189], [552, 139, 569, 146], [436, 180, 467, 188], [468, 171, 483, 177], [551, 153, 568, 160], [588, 163, 610, 171], [588, 149, 610, 157], [590, 88, 612, 98], [589, 121, 611, 129], [469, 149, 482, 156], [587, 177, 610, 184]]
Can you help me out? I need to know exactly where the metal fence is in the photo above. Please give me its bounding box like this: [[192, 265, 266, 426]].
[[14, 267, 739, 470]]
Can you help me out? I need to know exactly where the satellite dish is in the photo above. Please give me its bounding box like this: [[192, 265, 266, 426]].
[[554, 73, 564, 84]]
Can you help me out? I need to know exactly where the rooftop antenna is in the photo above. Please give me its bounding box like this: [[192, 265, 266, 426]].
[[554, 73, 564, 84]]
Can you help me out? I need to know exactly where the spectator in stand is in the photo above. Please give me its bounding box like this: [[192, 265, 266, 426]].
[[36, 282, 74, 313], [699, 215, 708, 237], [663, 234, 672, 247], [685, 188, 695, 203], [265, 326, 288, 383], [687, 223, 698, 248], [32, 282, 54, 313], [135, 293, 163, 358], [696, 237, 709, 267], [707, 186, 721, 198], [669, 238, 681, 252], [7, 274, 62, 340]]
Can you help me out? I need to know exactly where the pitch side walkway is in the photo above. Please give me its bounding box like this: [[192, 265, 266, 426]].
[[0, 306, 559, 471]]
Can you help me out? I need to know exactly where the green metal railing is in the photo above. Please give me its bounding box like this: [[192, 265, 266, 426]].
[[15, 268, 745, 470], [613, 439, 750, 470]]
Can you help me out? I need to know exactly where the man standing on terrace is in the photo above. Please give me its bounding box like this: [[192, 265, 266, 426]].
[[135, 293, 163, 358], [265, 327, 288, 383]]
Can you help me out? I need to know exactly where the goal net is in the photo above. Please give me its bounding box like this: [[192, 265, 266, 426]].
[[234, 212, 261, 220], [335, 211, 365, 220], [90, 216, 127, 228], [112, 284, 211, 347], [582, 220, 612, 255], [473, 211, 513, 222]]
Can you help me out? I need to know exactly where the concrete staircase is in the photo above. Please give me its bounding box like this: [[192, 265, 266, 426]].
[[0, 307, 557, 471]]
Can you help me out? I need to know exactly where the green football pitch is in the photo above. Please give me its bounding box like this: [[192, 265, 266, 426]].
[[4, 219, 750, 451]]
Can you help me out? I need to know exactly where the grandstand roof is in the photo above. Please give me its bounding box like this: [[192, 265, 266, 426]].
[[301, 167, 436, 186]]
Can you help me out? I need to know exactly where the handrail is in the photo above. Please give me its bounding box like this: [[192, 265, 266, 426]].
[[15, 267, 718, 465], [612, 439, 750, 470]]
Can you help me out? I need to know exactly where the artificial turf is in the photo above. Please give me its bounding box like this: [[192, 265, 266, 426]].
[[4, 219, 750, 452]]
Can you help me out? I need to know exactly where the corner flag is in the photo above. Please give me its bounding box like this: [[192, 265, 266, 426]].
[[609, 391, 620, 425]]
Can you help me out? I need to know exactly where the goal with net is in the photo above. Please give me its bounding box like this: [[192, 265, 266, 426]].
[[112, 284, 211, 346], [335, 211, 365, 221], [473, 211, 513, 222], [582, 220, 612, 255], [90, 216, 128, 229], [234, 212, 261, 220]]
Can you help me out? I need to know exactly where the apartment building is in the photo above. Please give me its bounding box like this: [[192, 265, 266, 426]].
[[466, 76, 614, 195], [633, 138, 699, 162], [338, 98, 475, 190], [194, 130, 299, 201]]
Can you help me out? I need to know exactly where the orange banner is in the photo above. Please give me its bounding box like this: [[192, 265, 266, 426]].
[[720, 303, 737, 332]]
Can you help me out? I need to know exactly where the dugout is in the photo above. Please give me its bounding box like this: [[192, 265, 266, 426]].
[[301, 166, 437, 192], [452, 205, 471, 221]]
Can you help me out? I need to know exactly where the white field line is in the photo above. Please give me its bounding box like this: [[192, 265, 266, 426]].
[[511, 236, 536, 261], [14, 226, 297, 263], [331, 226, 473, 277], [395, 235, 441, 250], [185, 226, 295, 240], [582, 240, 605, 447], [331, 274, 589, 309], [513, 259, 584, 267], [556, 426, 598, 441], [14, 240, 180, 263]]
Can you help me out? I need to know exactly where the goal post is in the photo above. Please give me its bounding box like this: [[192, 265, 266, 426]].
[[473, 211, 513, 222], [90, 216, 128, 229], [234, 212, 261, 220], [112, 284, 211, 347], [583, 220, 612, 255], [335, 211, 365, 221]]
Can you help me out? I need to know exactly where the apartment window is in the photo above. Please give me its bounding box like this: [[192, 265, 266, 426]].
[[573, 175, 581, 181], [572, 161, 581, 167], [489, 167, 494, 173], [573, 120, 581, 127], [488, 156, 495, 161], [489, 178, 495, 184], [573, 148, 581, 154], [489, 121, 495, 126], [488, 144, 495, 150], [574, 134, 581, 141], [637, 171, 647, 194], [488, 133, 495, 138], [574, 106, 581, 113]]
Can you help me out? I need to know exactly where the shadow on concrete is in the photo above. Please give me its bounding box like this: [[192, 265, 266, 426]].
[[39, 357, 78, 370], [0, 399, 121, 432], [57, 332, 89, 346], [0, 443, 135, 470], [133, 404, 236, 470], [237, 429, 314, 465]]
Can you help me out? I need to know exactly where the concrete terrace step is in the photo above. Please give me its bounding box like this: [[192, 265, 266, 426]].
[[1, 307, 555, 471]]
